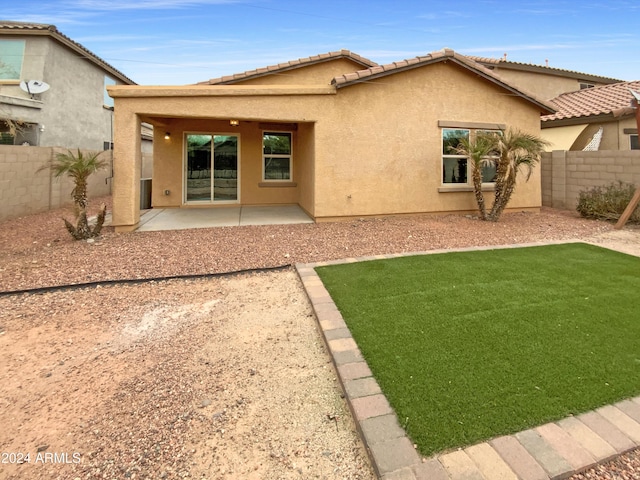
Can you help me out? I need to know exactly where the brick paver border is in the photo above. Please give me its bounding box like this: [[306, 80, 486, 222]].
[[296, 240, 640, 480]]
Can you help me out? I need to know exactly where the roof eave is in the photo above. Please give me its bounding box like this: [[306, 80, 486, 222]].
[[541, 112, 623, 128]]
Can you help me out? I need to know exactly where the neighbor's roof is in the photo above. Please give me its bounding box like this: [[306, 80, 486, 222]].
[[542, 80, 640, 123], [199, 49, 378, 85], [332, 48, 556, 114], [0, 20, 136, 85], [467, 55, 621, 84]]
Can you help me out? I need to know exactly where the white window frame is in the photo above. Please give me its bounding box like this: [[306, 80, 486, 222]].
[[441, 129, 500, 187], [262, 131, 292, 181], [442, 128, 470, 185]]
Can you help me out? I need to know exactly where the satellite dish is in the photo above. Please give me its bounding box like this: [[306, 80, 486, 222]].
[[19, 80, 50, 96]]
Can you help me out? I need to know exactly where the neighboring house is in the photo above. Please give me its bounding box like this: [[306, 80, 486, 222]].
[[468, 55, 620, 101], [108, 48, 555, 231], [540, 80, 640, 151], [0, 21, 135, 149]]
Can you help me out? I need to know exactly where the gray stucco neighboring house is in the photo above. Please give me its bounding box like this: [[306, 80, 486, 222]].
[[0, 21, 136, 150]]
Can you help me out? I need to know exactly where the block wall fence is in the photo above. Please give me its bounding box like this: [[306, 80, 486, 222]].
[[541, 150, 640, 210], [0, 146, 116, 222]]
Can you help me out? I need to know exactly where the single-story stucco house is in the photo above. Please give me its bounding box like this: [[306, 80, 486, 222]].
[[108, 48, 555, 231]]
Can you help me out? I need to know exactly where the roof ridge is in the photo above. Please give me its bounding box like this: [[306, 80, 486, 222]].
[[199, 49, 378, 85]]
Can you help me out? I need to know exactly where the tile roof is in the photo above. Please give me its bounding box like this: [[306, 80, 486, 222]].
[[331, 48, 556, 114], [0, 20, 136, 84], [466, 55, 621, 84], [199, 49, 378, 85], [542, 80, 640, 122]]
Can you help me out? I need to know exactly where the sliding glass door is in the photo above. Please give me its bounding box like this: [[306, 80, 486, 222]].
[[185, 134, 238, 203]]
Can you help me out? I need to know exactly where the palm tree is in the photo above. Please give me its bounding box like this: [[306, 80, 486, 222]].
[[44, 149, 108, 240], [487, 129, 549, 222], [448, 128, 548, 222], [448, 131, 497, 220]]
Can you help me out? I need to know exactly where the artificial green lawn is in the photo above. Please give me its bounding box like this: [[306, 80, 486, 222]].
[[315, 243, 640, 456]]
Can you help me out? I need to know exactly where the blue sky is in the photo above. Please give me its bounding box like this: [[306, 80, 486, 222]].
[[4, 0, 639, 85]]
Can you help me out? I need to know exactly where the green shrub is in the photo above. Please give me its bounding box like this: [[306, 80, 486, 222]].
[[576, 181, 640, 223]]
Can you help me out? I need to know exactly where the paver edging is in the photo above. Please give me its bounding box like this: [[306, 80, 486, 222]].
[[295, 261, 422, 478]]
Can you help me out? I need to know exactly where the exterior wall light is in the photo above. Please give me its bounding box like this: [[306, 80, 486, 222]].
[[230, 120, 239, 127], [164, 132, 170, 139]]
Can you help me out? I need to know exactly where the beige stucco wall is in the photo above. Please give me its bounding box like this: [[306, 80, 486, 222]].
[[110, 60, 546, 229], [312, 62, 543, 219]]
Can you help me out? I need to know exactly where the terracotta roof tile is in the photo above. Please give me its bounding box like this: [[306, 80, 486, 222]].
[[331, 49, 473, 87], [199, 49, 378, 85], [542, 80, 640, 122], [0, 21, 135, 84]]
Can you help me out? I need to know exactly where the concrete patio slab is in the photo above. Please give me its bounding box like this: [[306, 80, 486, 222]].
[[135, 204, 312, 231]]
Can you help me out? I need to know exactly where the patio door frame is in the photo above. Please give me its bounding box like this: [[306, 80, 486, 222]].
[[183, 131, 241, 205]]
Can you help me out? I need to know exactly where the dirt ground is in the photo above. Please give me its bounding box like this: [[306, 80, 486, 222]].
[[0, 271, 374, 480]]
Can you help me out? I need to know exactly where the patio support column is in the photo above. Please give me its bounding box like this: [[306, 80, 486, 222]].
[[112, 109, 142, 231]]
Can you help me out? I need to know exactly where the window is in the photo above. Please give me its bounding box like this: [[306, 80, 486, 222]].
[[442, 128, 500, 185], [263, 131, 292, 180], [104, 76, 116, 108], [580, 83, 595, 90], [442, 129, 469, 184], [631, 134, 639, 150], [0, 40, 25, 81]]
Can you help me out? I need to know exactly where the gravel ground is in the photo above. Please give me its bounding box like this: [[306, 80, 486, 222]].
[[1, 197, 640, 480], [0, 196, 629, 293]]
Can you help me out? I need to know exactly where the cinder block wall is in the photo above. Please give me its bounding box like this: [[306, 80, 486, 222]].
[[0, 146, 113, 222], [541, 150, 640, 210]]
